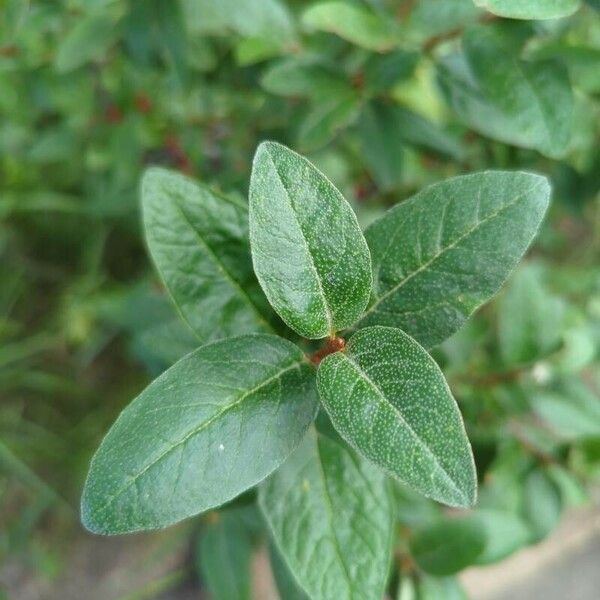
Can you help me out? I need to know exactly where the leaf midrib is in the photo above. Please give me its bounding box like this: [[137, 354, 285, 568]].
[[263, 148, 334, 335], [313, 434, 354, 598], [338, 352, 467, 504], [91, 359, 303, 517], [172, 199, 274, 333], [358, 179, 544, 324]]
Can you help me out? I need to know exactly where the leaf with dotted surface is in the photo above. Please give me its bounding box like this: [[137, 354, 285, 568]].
[[142, 167, 274, 343], [317, 326, 476, 507], [357, 171, 550, 348], [249, 141, 372, 339], [81, 335, 318, 534], [259, 428, 394, 600]]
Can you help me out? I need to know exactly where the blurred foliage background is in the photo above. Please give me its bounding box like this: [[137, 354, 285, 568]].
[[0, 0, 599, 598]]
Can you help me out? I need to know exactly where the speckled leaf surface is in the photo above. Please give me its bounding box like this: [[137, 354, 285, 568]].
[[317, 327, 476, 507], [249, 141, 372, 339], [438, 25, 573, 157], [474, 0, 581, 20], [142, 167, 273, 342], [81, 335, 318, 534], [259, 428, 394, 600], [358, 171, 550, 348]]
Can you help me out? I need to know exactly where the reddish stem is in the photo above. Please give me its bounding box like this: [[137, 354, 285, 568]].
[[310, 336, 346, 365]]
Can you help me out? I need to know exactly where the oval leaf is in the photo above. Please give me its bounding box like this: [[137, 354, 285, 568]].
[[359, 171, 550, 348], [249, 141, 372, 339], [438, 25, 573, 157], [410, 517, 486, 576], [81, 335, 318, 534], [317, 326, 476, 507], [474, 0, 581, 20], [302, 1, 400, 52], [259, 428, 394, 600], [142, 167, 274, 341]]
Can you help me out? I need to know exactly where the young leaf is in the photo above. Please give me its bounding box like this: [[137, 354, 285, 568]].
[[438, 25, 574, 157], [142, 168, 274, 342], [197, 509, 253, 600], [81, 335, 318, 534], [317, 326, 477, 507], [302, 1, 400, 52], [474, 0, 581, 20], [410, 517, 486, 576], [249, 141, 372, 339], [259, 428, 394, 600], [358, 171, 550, 348]]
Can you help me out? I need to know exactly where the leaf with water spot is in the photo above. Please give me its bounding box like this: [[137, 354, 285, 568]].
[[359, 171, 550, 348], [259, 428, 394, 600], [249, 141, 372, 339], [317, 326, 476, 507], [81, 334, 318, 534], [142, 167, 275, 342]]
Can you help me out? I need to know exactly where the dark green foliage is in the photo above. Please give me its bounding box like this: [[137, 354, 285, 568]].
[[1, 1, 599, 598]]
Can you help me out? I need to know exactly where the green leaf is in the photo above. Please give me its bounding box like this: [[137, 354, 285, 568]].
[[249, 142, 372, 339], [302, 1, 400, 52], [522, 469, 562, 542], [181, 0, 296, 48], [359, 171, 550, 349], [401, 0, 480, 44], [81, 335, 318, 534], [197, 510, 253, 600], [297, 93, 362, 151], [532, 380, 600, 440], [358, 103, 405, 192], [261, 58, 351, 99], [142, 167, 274, 342], [498, 264, 565, 365], [410, 517, 486, 576], [417, 575, 467, 600], [471, 509, 531, 565], [55, 14, 119, 73], [317, 326, 477, 507], [259, 428, 394, 600], [269, 543, 311, 600], [474, 0, 581, 20], [438, 25, 574, 157]]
